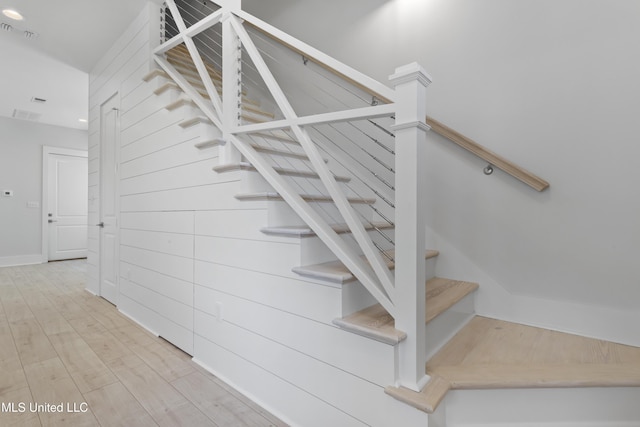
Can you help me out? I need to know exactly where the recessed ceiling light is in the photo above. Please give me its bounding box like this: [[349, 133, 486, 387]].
[[78, 119, 88, 123], [2, 9, 24, 21]]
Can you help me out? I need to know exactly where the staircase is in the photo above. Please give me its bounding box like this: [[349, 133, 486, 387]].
[[147, 25, 479, 383], [135, 2, 640, 426]]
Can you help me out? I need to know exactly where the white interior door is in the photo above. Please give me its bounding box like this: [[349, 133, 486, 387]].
[[99, 94, 120, 305], [47, 153, 89, 261]]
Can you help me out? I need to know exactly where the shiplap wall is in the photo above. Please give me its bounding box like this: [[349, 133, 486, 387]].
[[88, 3, 427, 426], [87, 3, 160, 295]]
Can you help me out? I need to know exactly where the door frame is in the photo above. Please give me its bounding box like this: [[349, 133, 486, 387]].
[[98, 92, 121, 304], [41, 146, 89, 263]]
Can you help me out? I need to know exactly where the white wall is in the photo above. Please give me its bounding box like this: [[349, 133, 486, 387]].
[[87, 1, 159, 293], [243, 0, 640, 345], [0, 117, 87, 266]]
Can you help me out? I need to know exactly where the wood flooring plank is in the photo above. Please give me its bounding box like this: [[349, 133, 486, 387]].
[[0, 315, 30, 395], [47, 331, 119, 393], [23, 358, 99, 427], [86, 308, 132, 331], [106, 354, 216, 427], [1, 290, 36, 323], [172, 371, 280, 427], [34, 313, 76, 337], [9, 318, 58, 366], [201, 370, 289, 427], [0, 365, 30, 396], [0, 386, 40, 427], [83, 382, 158, 427], [129, 341, 195, 382], [109, 324, 158, 347], [0, 260, 286, 427], [69, 318, 134, 364]]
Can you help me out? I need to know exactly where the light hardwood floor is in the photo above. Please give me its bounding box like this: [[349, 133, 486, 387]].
[[387, 314, 640, 414], [428, 316, 640, 389], [0, 260, 288, 427]]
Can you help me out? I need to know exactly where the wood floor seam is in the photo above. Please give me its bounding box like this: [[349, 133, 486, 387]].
[[0, 260, 287, 427]]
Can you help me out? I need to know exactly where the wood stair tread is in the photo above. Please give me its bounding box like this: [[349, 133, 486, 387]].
[[332, 277, 477, 345], [165, 98, 195, 111], [161, 53, 259, 106], [166, 50, 221, 77], [213, 162, 350, 182], [194, 139, 222, 149], [334, 303, 406, 345], [293, 249, 439, 284], [384, 376, 450, 414], [243, 104, 276, 119], [425, 277, 479, 324], [261, 221, 393, 237], [235, 192, 375, 204], [179, 116, 211, 128], [167, 59, 222, 82]]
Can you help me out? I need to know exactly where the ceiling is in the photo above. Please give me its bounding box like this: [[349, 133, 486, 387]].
[[0, 0, 152, 130]]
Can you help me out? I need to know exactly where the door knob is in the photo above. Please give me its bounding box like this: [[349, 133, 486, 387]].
[[48, 219, 57, 223], [96, 222, 105, 228]]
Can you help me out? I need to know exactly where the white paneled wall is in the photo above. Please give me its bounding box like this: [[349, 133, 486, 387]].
[[88, 3, 428, 426]]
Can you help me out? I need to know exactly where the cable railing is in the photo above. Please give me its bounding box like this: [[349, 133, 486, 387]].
[[156, 0, 433, 391]]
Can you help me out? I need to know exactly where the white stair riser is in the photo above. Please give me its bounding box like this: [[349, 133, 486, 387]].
[[171, 103, 203, 121], [425, 292, 476, 361], [154, 84, 183, 107], [147, 73, 171, 90], [341, 281, 379, 317], [238, 168, 355, 196], [426, 255, 437, 282], [263, 198, 375, 228], [196, 124, 222, 144], [436, 387, 640, 427], [338, 255, 439, 318], [300, 229, 396, 266]]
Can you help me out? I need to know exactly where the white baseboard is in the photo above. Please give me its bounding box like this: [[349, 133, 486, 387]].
[[0, 254, 44, 268]]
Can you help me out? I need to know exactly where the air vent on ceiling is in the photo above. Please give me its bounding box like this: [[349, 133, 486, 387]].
[[0, 22, 11, 32], [31, 97, 47, 104], [12, 109, 41, 122]]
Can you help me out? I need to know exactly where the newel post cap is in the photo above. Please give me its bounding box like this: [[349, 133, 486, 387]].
[[389, 62, 433, 88]]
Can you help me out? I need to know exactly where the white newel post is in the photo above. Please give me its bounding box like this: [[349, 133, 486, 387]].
[[220, 10, 243, 165], [390, 63, 432, 392]]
